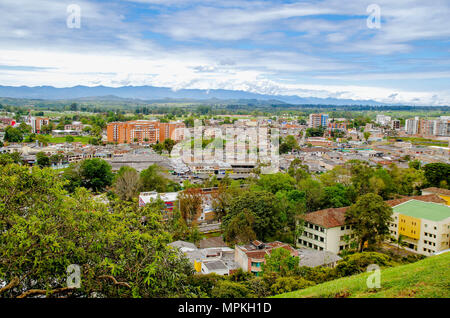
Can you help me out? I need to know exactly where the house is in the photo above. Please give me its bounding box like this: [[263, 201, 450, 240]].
[[169, 241, 238, 275], [138, 187, 218, 223], [234, 241, 298, 276], [297, 194, 448, 256]]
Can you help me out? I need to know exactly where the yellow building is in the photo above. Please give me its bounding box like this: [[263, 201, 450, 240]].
[[389, 200, 450, 255]]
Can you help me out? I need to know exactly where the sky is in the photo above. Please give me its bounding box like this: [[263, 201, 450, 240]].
[[0, 0, 449, 105]]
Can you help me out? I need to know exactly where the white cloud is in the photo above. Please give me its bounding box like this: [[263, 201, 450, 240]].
[[0, 0, 449, 105]]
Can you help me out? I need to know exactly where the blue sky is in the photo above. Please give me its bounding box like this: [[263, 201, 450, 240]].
[[0, 0, 449, 105]]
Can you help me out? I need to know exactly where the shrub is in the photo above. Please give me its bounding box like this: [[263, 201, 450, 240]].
[[335, 252, 393, 277], [270, 276, 315, 294], [211, 280, 253, 298]]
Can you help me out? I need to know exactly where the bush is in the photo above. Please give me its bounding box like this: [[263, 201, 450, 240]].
[[270, 276, 315, 294], [211, 280, 253, 298], [335, 252, 393, 277], [187, 273, 224, 296], [245, 277, 271, 298], [295, 266, 337, 284]]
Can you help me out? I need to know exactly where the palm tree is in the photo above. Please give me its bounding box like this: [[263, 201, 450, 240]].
[[392, 234, 408, 252]]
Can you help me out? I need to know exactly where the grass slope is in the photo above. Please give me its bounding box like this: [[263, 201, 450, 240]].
[[274, 252, 450, 298]]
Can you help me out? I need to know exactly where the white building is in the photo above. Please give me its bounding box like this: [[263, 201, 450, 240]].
[[405, 117, 420, 135], [376, 114, 392, 126]]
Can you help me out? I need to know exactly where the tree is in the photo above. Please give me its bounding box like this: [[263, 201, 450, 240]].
[[65, 135, 75, 143], [79, 158, 114, 192], [4, 126, 23, 143], [305, 127, 324, 137], [279, 135, 299, 154], [152, 142, 164, 155], [36, 134, 50, 146], [262, 247, 299, 277], [163, 138, 176, 156], [140, 164, 179, 193], [114, 166, 141, 201], [223, 209, 256, 244], [222, 190, 282, 242], [178, 188, 203, 224], [49, 154, 64, 165], [36, 152, 50, 168], [297, 178, 324, 212], [40, 123, 54, 134], [408, 160, 421, 170], [345, 193, 393, 252], [18, 122, 32, 134], [423, 163, 450, 189], [363, 131, 371, 141], [254, 172, 296, 194], [323, 184, 351, 208], [0, 164, 196, 298], [70, 103, 78, 111]]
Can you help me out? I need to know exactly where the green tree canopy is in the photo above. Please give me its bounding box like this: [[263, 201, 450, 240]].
[[345, 193, 393, 252]]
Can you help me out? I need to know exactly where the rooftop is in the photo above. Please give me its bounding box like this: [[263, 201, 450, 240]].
[[302, 194, 447, 228], [422, 187, 450, 196], [298, 248, 342, 267], [393, 200, 450, 222]]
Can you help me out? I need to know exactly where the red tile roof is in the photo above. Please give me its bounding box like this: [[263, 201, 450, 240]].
[[421, 187, 450, 196], [302, 194, 446, 228]]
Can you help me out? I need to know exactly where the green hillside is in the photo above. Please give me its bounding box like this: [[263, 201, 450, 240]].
[[274, 252, 450, 298]]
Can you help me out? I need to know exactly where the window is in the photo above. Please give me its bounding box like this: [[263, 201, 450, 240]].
[[341, 226, 345, 231]]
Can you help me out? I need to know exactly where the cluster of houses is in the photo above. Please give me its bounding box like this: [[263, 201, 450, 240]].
[[168, 238, 342, 276]]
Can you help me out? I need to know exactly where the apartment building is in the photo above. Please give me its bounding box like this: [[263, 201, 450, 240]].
[[405, 117, 449, 137], [405, 117, 420, 135], [309, 113, 329, 128], [297, 194, 449, 256], [106, 120, 185, 144], [26, 116, 50, 133], [391, 119, 400, 130]]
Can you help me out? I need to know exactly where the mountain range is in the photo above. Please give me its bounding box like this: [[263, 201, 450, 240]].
[[0, 85, 388, 106]]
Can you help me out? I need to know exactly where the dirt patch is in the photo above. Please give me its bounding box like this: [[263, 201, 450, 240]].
[[334, 290, 350, 298]]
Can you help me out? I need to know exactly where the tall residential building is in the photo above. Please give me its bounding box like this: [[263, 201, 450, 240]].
[[107, 120, 185, 144], [391, 119, 400, 130], [309, 113, 329, 128], [26, 116, 50, 133], [433, 119, 450, 136], [405, 117, 420, 135]]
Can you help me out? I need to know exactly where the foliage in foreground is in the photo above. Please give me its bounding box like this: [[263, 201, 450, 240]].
[[0, 164, 196, 298]]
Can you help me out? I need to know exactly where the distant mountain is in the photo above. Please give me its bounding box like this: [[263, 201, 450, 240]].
[[0, 85, 387, 106]]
